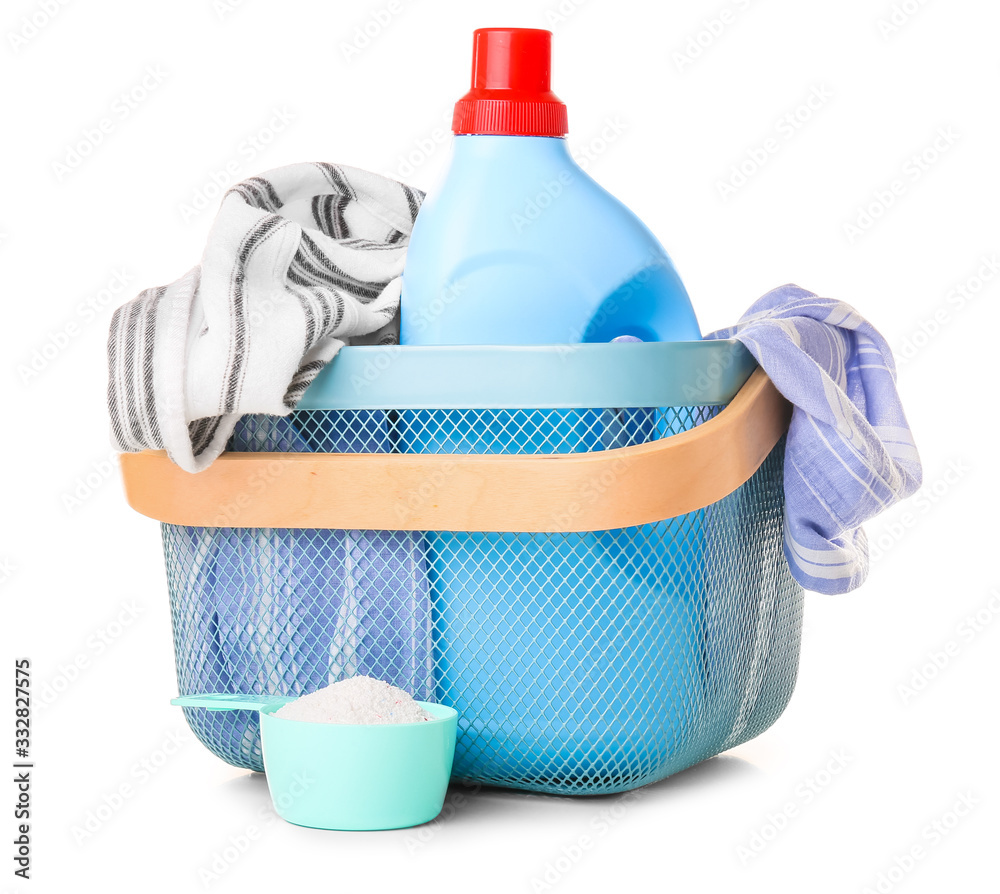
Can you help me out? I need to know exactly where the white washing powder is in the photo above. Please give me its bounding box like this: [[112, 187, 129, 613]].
[[273, 676, 432, 725]]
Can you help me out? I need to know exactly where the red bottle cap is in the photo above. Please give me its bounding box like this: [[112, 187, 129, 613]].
[[452, 28, 569, 137]]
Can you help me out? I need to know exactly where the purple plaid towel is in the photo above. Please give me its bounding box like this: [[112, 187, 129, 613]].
[[708, 284, 922, 594]]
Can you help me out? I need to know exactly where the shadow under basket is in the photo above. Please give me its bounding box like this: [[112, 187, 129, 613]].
[[121, 341, 803, 796]]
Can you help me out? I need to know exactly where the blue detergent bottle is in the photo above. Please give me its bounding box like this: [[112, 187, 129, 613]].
[[398, 28, 705, 784], [400, 29, 699, 346]]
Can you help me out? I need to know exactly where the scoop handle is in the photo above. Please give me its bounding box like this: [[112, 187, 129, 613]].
[[171, 693, 296, 711]]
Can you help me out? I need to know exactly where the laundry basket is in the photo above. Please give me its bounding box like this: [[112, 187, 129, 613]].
[[120, 340, 803, 796]]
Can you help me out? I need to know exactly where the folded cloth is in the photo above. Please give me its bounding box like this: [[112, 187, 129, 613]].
[[707, 284, 922, 595], [107, 162, 423, 472], [169, 411, 432, 771]]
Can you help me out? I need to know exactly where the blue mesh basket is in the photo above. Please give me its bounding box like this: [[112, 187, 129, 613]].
[[132, 341, 803, 795]]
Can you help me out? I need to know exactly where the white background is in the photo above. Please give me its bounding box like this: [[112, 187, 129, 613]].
[[2, 0, 998, 891]]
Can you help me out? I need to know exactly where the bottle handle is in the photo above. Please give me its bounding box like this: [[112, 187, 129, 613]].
[[171, 693, 295, 712]]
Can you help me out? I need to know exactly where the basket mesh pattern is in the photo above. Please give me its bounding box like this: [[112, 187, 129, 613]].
[[234, 406, 720, 455], [164, 404, 802, 794]]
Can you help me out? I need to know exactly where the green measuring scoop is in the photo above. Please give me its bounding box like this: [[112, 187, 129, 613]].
[[173, 694, 458, 831]]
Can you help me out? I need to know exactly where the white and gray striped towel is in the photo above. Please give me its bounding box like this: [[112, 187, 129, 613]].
[[108, 162, 422, 472]]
